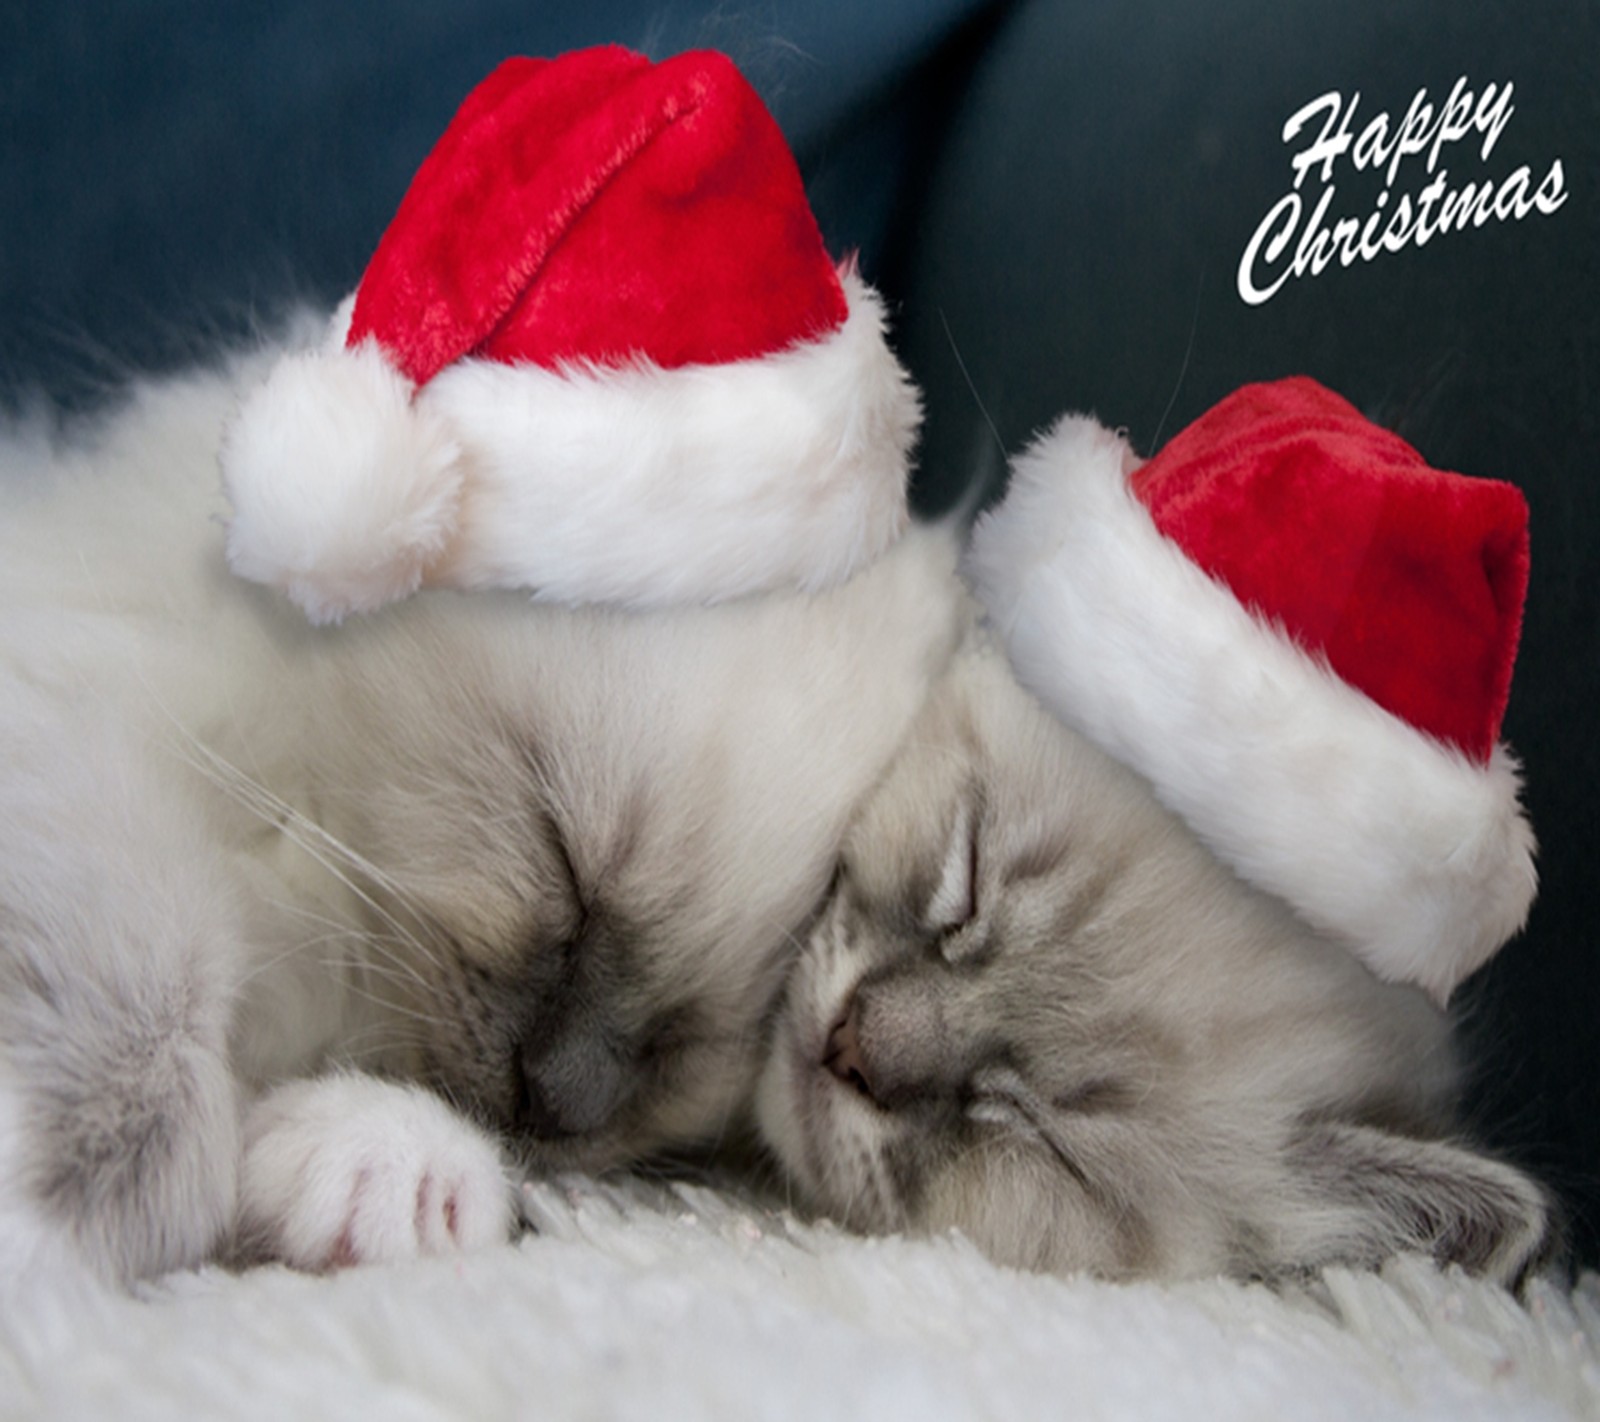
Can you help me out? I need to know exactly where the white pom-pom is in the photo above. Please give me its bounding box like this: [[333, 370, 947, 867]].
[[220, 340, 462, 625]]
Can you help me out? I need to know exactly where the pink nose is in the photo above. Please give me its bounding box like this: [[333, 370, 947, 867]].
[[823, 995, 872, 1099]]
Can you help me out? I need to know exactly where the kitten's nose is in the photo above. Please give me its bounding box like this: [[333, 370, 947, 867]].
[[514, 1021, 627, 1140], [822, 973, 956, 1110], [823, 995, 873, 1100]]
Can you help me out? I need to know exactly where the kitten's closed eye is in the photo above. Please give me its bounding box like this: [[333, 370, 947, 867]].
[[923, 798, 987, 967]]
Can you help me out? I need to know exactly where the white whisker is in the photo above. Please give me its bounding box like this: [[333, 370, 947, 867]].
[[159, 729, 446, 979]]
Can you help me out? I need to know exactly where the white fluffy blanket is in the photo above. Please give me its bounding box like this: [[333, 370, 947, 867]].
[[4, 1175, 1596, 1421]]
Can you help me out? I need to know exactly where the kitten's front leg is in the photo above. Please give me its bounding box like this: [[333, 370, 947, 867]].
[[0, 704, 247, 1288], [237, 1074, 515, 1270]]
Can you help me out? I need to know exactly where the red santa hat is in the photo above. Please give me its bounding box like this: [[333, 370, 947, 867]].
[[220, 46, 917, 624], [966, 377, 1536, 1004]]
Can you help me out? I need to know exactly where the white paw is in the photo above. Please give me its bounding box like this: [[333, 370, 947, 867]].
[[239, 1075, 514, 1270]]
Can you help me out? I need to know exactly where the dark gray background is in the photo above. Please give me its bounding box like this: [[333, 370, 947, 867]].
[[4, 1, 1596, 1266]]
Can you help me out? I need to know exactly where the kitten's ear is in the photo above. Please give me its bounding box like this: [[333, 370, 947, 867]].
[[1271, 1120, 1556, 1288]]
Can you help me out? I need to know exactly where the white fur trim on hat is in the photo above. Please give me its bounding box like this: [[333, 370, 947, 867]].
[[965, 413, 1537, 1004], [220, 272, 913, 620], [420, 270, 915, 606]]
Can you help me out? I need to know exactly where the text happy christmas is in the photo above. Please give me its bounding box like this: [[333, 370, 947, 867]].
[[1237, 77, 1567, 306]]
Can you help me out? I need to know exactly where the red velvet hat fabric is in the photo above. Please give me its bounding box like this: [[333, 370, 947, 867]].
[[347, 47, 849, 385], [1129, 378, 1529, 763]]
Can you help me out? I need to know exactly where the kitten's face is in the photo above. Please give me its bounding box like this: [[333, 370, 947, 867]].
[[755, 641, 1543, 1282], [300, 611, 787, 1177], [345, 643, 798, 1177], [320, 562, 957, 1178]]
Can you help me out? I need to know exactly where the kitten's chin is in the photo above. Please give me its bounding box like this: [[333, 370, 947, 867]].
[[509, 1131, 636, 1177]]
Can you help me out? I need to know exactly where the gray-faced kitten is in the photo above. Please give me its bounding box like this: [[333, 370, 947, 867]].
[[0, 352, 965, 1286], [754, 632, 1554, 1287]]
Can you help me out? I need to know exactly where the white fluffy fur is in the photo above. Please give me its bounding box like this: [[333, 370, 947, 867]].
[[220, 270, 916, 620], [422, 269, 916, 604], [220, 336, 463, 625], [965, 414, 1538, 1004], [2, 1178, 1594, 1422], [6, 1179, 1596, 1422]]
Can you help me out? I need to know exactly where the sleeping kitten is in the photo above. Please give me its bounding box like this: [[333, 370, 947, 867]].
[[0, 350, 965, 1286], [754, 632, 1554, 1287]]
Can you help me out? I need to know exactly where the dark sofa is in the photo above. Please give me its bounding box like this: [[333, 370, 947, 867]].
[[5, 0, 1595, 1266]]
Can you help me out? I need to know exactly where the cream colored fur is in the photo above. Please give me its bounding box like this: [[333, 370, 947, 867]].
[[0, 350, 957, 1286]]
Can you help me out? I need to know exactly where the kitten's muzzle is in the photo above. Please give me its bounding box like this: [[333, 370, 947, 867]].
[[822, 975, 956, 1111]]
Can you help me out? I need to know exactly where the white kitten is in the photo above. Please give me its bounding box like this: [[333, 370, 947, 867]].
[[0, 348, 964, 1286]]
